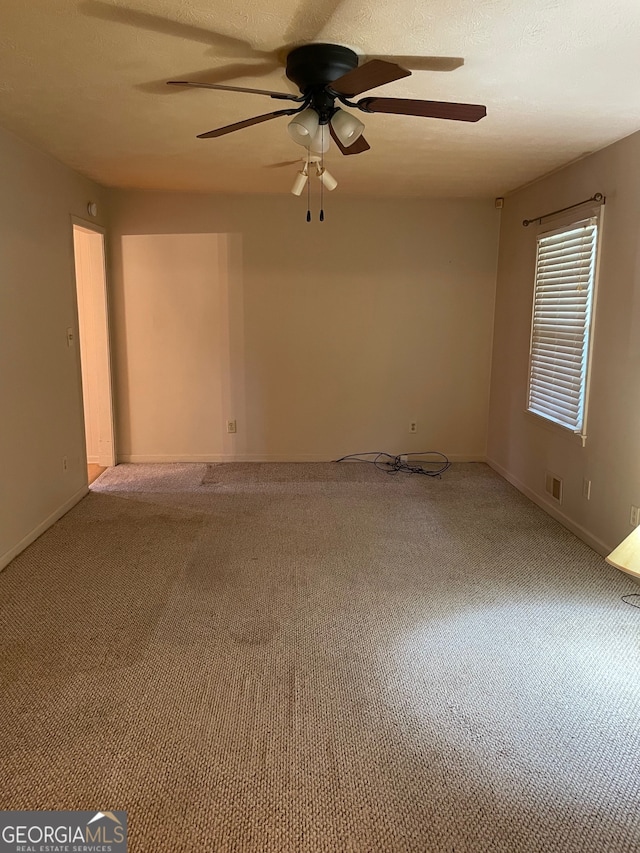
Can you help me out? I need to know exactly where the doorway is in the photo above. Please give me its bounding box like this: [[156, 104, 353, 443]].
[[72, 222, 116, 483]]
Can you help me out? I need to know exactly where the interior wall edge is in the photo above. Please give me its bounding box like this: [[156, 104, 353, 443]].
[[487, 458, 612, 559], [0, 485, 88, 573]]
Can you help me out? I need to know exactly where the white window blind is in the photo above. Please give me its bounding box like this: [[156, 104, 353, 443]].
[[527, 217, 598, 433]]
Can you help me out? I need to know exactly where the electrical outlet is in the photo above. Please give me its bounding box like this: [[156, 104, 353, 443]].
[[409, 420, 417, 434], [400, 455, 408, 464], [66, 328, 74, 347], [62, 456, 68, 472], [582, 478, 591, 500], [226, 420, 237, 434], [630, 505, 640, 527]]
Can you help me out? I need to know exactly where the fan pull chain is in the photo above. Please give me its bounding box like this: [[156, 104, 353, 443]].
[[320, 126, 325, 222], [306, 152, 311, 222]]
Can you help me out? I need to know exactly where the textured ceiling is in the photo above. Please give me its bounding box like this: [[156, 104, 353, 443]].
[[1, 0, 640, 197]]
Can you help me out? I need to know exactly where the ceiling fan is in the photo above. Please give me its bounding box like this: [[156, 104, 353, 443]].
[[167, 43, 487, 157]]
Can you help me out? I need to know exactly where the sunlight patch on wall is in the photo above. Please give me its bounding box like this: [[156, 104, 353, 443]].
[[119, 233, 245, 461]]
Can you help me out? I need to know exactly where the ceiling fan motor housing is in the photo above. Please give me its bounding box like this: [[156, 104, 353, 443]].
[[286, 44, 359, 92]]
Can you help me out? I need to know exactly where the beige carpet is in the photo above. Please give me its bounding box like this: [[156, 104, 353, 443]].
[[1, 462, 639, 852]]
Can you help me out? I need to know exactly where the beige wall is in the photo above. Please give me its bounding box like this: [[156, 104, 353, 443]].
[[0, 126, 108, 569], [108, 190, 500, 463], [488, 129, 640, 555]]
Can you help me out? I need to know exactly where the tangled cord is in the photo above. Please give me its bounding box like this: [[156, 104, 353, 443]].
[[334, 451, 450, 477]]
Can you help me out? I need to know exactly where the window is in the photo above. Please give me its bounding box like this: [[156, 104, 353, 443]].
[[527, 216, 599, 435]]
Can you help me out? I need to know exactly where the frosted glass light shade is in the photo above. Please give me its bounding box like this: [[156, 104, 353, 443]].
[[308, 125, 330, 154], [331, 108, 365, 147], [288, 109, 319, 146]]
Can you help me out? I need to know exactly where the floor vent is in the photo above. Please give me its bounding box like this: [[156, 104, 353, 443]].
[[545, 472, 563, 504]]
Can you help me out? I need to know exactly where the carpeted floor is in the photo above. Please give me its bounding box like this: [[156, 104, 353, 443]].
[[1, 462, 639, 852]]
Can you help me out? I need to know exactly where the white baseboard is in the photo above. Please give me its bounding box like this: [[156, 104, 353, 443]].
[[118, 452, 487, 464], [425, 454, 486, 463], [487, 457, 612, 557], [0, 484, 89, 572]]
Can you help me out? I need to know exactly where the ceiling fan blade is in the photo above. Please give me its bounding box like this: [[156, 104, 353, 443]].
[[197, 109, 297, 138], [329, 124, 371, 155], [145, 62, 280, 96], [330, 59, 411, 97], [358, 97, 486, 122], [168, 81, 301, 101], [265, 159, 304, 168], [367, 55, 465, 73]]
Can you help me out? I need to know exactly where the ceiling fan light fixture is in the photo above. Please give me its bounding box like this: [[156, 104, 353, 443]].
[[331, 108, 365, 147], [287, 108, 319, 146], [291, 166, 309, 196], [307, 125, 330, 155], [317, 166, 337, 192]]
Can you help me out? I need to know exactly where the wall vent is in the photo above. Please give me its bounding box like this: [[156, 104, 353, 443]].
[[545, 472, 563, 504]]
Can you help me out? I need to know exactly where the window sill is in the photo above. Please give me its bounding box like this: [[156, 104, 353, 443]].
[[524, 409, 587, 447]]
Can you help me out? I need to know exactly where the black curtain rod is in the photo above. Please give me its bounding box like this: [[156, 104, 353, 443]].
[[522, 193, 605, 227]]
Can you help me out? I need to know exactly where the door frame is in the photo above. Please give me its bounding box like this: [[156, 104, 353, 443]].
[[70, 216, 116, 468]]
